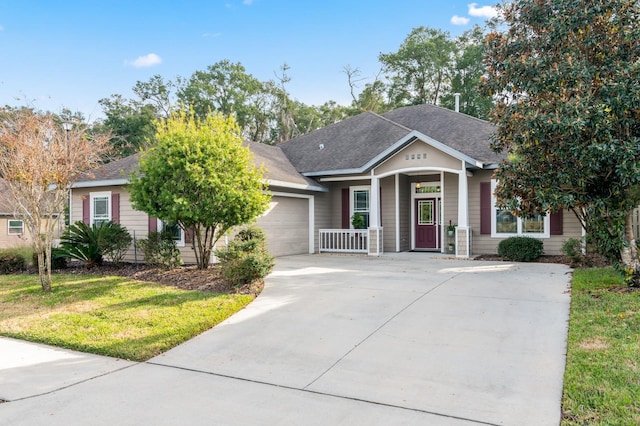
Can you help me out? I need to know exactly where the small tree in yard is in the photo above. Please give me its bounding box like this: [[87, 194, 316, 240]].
[[0, 108, 110, 292], [129, 110, 271, 269], [484, 0, 640, 285]]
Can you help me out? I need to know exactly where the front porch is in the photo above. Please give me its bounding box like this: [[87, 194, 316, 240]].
[[318, 168, 473, 257]]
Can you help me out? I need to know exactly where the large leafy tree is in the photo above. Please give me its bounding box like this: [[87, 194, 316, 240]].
[[97, 94, 157, 158], [484, 0, 640, 284], [0, 108, 110, 291], [177, 60, 265, 128], [379, 26, 455, 106], [440, 26, 492, 119], [129, 111, 271, 269]]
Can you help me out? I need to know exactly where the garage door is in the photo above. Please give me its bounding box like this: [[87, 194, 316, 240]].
[[256, 196, 309, 256]]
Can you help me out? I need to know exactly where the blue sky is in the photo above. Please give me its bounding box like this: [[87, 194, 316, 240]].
[[0, 1, 498, 121]]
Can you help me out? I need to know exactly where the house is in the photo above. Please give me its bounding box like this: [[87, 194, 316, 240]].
[[0, 178, 64, 249], [69, 104, 583, 262], [0, 179, 29, 248]]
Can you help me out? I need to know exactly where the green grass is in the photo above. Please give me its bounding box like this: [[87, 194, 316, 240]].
[[0, 274, 254, 361], [562, 267, 640, 425]]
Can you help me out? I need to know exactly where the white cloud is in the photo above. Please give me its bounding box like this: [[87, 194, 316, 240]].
[[243, 0, 253, 4], [451, 15, 470, 26], [468, 3, 498, 18], [127, 53, 162, 68]]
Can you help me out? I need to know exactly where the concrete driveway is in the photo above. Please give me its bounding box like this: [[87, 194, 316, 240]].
[[0, 254, 571, 425]]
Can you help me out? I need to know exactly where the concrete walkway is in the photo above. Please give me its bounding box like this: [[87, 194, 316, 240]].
[[0, 254, 571, 425]]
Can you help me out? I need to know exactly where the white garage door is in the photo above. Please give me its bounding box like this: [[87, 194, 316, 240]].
[[257, 195, 309, 256]]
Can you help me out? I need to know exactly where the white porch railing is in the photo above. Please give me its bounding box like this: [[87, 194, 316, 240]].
[[319, 229, 368, 253]]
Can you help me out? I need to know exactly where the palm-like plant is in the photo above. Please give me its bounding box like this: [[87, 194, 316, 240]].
[[58, 221, 132, 268]]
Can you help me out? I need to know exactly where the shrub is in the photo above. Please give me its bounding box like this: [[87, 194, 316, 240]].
[[216, 225, 274, 286], [0, 251, 27, 273], [4, 246, 34, 266], [497, 236, 543, 262], [562, 238, 584, 266], [101, 223, 133, 265], [136, 230, 181, 269], [58, 221, 131, 268], [32, 248, 68, 270], [351, 213, 366, 229]]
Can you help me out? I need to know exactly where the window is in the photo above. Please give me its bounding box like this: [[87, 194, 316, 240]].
[[90, 192, 111, 226], [351, 186, 370, 228], [159, 220, 185, 247], [491, 180, 549, 238], [8, 219, 24, 235]]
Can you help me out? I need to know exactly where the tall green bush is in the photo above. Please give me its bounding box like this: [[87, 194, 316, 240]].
[[215, 225, 274, 286], [497, 236, 543, 262], [136, 230, 182, 269]]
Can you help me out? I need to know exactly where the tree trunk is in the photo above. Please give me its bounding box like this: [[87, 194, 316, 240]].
[[36, 249, 51, 292], [620, 211, 640, 287]]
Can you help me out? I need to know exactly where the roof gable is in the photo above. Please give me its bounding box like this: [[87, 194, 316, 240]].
[[279, 112, 411, 174], [279, 104, 504, 175], [381, 104, 503, 164]]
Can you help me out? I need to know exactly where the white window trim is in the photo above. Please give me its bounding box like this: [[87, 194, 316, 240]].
[[158, 219, 185, 247], [7, 219, 24, 235], [90, 191, 111, 226], [350, 185, 371, 229], [490, 180, 550, 238]]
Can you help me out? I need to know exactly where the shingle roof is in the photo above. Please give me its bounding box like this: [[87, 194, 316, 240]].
[[0, 179, 15, 215], [381, 104, 503, 164], [74, 144, 322, 191], [76, 154, 141, 183], [279, 112, 412, 174], [279, 104, 504, 174], [246, 141, 323, 189]]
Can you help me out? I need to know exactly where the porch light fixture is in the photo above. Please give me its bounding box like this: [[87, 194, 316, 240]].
[[415, 182, 421, 189]]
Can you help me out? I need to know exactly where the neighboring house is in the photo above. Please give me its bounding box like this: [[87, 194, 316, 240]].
[[0, 179, 28, 248], [0, 178, 64, 249], [70, 104, 583, 262]]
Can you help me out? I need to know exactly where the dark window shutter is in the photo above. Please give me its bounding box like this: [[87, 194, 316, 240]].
[[185, 227, 194, 244], [82, 196, 90, 225], [480, 182, 492, 235], [111, 193, 120, 224], [148, 216, 157, 233], [341, 188, 350, 229], [550, 210, 563, 235]]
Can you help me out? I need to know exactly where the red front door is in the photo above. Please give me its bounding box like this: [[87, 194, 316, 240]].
[[415, 198, 439, 249]]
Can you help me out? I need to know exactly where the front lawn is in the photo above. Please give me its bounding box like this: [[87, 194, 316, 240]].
[[0, 274, 254, 361], [562, 267, 640, 425]]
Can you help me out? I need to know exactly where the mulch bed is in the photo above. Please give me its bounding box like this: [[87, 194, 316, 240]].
[[474, 253, 611, 268], [53, 262, 264, 295]]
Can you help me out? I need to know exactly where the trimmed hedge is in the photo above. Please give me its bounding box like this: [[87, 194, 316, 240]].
[[216, 225, 274, 286], [498, 236, 543, 262], [0, 252, 27, 273]]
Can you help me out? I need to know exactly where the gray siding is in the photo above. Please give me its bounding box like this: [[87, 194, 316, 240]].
[[398, 174, 411, 251], [380, 175, 396, 252], [313, 191, 332, 253], [468, 170, 584, 255]]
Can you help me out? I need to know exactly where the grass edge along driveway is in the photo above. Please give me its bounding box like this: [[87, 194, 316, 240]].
[[562, 267, 640, 425], [0, 274, 254, 362]]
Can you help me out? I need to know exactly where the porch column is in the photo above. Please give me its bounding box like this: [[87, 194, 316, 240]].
[[368, 174, 382, 256], [456, 161, 470, 258]]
